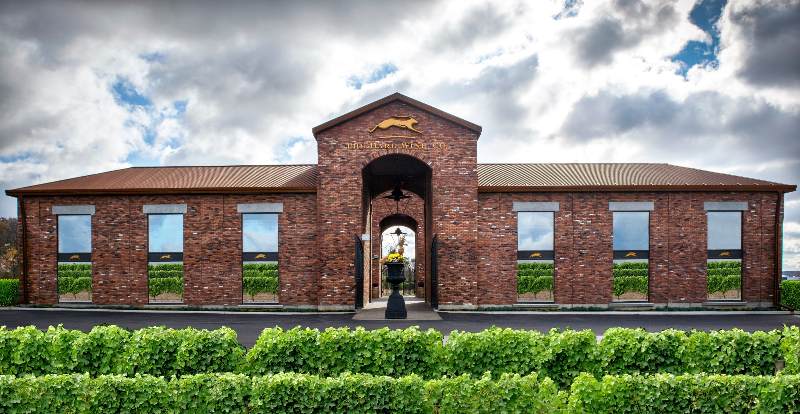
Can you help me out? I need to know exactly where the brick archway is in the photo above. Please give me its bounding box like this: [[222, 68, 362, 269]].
[[362, 154, 430, 304]]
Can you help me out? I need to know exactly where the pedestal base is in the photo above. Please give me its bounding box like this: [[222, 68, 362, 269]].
[[385, 290, 407, 319]]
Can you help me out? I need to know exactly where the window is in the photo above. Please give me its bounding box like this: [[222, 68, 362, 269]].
[[517, 211, 554, 302], [242, 213, 279, 303], [612, 212, 649, 302], [707, 211, 742, 300], [147, 214, 183, 303], [57, 215, 92, 302]]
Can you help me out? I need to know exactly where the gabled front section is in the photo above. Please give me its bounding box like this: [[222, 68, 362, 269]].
[[6, 93, 796, 310]]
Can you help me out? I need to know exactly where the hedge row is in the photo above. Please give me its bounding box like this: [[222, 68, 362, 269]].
[[56, 269, 92, 279], [613, 262, 648, 269], [2, 326, 799, 386], [707, 268, 742, 277], [147, 263, 184, 271], [612, 275, 647, 296], [444, 327, 797, 387], [243, 276, 278, 297], [782, 280, 800, 310], [148, 270, 184, 279], [708, 260, 742, 269], [56, 263, 91, 272], [247, 327, 443, 378], [612, 268, 648, 278], [707, 274, 741, 294], [57, 277, 91, 295], [517, 268, 553, 278], [148, 277, 183, 297], [0, 279, 18, 306], [243, 263, 278, 272], [517, 275, 553, 294], [243, 269, 279, 279], [568, 373, 800, 414], [517, 262, 554, 271], [1, 372, 798, 413], [0, 326, 243, 377], [0, 372, 564, 414]]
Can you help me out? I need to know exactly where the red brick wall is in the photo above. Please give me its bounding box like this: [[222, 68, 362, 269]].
[[315, 100, 480, 308], [477, 191, 782, 306], [19, 193, 317, 306]]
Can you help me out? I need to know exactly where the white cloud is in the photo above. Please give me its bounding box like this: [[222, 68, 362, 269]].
[[0, 0, 797, 267]]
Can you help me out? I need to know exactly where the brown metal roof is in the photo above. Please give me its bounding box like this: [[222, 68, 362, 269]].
[[6, 162, 794, 197], [6, 165, 318, 196], [477, 163, 796, 192], [312, 92, 483, 135]]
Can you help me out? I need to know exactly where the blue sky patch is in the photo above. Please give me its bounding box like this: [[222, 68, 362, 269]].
[[671, 0, 727, 76], [112, 78, 152, 107], [347, 63, 397, 90]]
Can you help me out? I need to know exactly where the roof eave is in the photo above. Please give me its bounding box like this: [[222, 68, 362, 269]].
[[477, 184, 797, 193], [312, 92, 482, 136], [5, 187, 318, 197]]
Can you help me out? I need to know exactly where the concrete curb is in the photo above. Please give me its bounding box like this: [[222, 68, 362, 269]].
[[437, 310, 795, 316], [1, 307, 355, 316]]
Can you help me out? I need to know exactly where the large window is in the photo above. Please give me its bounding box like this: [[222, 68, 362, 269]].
[[612, 211, 649, 302], [148, 214, 184, 303], [707, 211, 742, 300], [57, 215, 92, 302], [517, 211, 554, 302], [242, 213, 279, 303]]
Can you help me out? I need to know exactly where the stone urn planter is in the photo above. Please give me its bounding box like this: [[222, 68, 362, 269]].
[[385, 262, 407, 319]]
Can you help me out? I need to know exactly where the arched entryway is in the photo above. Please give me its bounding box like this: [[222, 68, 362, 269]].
[[361, 153, 431, 306], [378, 214, 418, 298]]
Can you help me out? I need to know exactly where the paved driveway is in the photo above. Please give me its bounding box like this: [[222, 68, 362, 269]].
[[1, 308, 797, 347]]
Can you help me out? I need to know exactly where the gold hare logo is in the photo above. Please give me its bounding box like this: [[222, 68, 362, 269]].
[[369, 116, 421, 133]]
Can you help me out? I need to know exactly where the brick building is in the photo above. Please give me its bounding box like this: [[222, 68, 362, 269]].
[[7, 93, 796, 309]]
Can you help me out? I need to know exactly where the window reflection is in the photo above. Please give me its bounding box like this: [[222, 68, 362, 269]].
[[148, 214, 183, 252], [57, 215, 92, 303], [517, 211, 554, 303], [612, 211, 649, 302], [707, 211, 742, 301], [242, 213, 279, 304]]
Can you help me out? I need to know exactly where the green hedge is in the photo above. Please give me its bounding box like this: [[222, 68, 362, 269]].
[[243, 276, 278, 297], [445, 328, 597, 388], [612, 268, 648, 278], [4, 373, 796, 413], [708, 260, 742, 269], [0, 372, 567, 414], [57, 269, 92, 279], [0, 326, 244, 377], [149, 277, 183, 297], [517, 275, 554, 294], [568, 373, 800, 414], [243, 263, 278, 272], [517, 268, 553, 278], [613, 262, 648, 270], [0, 279, 18, 306], [246, 326, 444, 378], [781, 280, 800, 310], [57, 263, 91, 272], [57, 276, 92, 295], [243, 269, 279, 278], [612, 275, 648, 296], [517, 262, 554, 271], [147, 270, 184, 279], [147, 263, 184, 271], [1, 326, 798, 383], [707, 274, 741, 294]]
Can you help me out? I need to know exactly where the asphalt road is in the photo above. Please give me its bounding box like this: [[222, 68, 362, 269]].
[[2, 308, 798, 347]]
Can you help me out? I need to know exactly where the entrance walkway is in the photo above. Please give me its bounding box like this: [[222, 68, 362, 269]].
[[352, 297, 441, 321]]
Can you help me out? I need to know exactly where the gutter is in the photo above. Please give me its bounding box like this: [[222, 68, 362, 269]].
[[18, 196, 28, 304], [775, 192, 784, 309]]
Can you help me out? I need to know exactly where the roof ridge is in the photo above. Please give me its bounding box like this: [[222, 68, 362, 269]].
[[128, 163, 317, 168]]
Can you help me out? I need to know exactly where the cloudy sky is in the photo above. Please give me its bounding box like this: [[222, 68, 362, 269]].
[[0, 0, 798, 268]]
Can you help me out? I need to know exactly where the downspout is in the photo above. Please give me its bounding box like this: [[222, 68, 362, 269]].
[[775, 192, 784, 309], [18, 196, 28, 304]]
